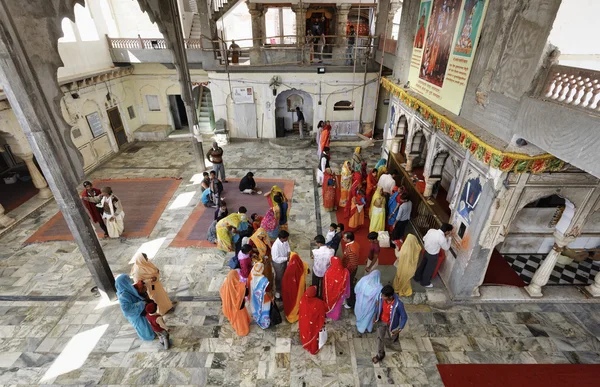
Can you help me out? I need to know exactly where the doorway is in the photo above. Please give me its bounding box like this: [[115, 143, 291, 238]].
[[106, 107, 127, 148], [168, 95, 188, 130]]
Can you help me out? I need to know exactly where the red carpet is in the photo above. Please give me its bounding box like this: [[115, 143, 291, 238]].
[[0, 179, 39, 213], [482, 248, 526, 287], [437, 364, 600, 387], [25, 178, 182, 243], [171, 178, 294, 248], [335, 205, 396, 265]]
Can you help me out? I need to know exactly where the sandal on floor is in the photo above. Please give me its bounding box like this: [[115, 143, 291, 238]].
[[372, 356, 382, 364]]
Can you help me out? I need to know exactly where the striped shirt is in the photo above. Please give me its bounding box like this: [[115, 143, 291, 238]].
[[343, 241, 360, 273]]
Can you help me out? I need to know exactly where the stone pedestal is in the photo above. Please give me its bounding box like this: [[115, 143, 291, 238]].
[[20, 153, 53, 199], [0, 204, 15, 228], [525, 232, 575, 297], [586, 271, 600, 297], [334, 4, 352, 63]]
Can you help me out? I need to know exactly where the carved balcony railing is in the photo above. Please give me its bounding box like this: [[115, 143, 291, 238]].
[[539, 65, 600, 114], [107, 37, 204, 50]]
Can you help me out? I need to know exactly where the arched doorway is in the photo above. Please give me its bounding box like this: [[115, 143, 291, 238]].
[[395, 115, 407, 156], [482, 194, 587, 288], [275, 89, 313, 137]]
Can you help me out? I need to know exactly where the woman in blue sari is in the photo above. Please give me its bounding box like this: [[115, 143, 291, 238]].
[[249, 262, 271, 329], [115, 274, 155, 341], [354, 270, 383, 334], [387, 187, 400, 229]]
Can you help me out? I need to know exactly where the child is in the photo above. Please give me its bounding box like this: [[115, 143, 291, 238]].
[[365, 232, 380, 273], [215, 201, 228, 221], [251, 213, 263, 231], [200, 171, 210, 192], [326, 223, 344, 257], [145, 302, 170, 349], [238, 244, 253, 282], [325, 223, 337, 244]]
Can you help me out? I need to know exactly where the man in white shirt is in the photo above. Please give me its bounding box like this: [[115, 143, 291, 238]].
[[414, 223, 453, 288], [271, 230, 291, 298], [311, 234, 334, 298], [377, 171, 396, 194], [391, 194, 412, 240]]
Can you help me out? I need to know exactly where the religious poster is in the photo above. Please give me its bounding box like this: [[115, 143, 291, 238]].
[[286, 94, 304, 112], [407, 0, 488, 115], [457, 175, 482, 224]]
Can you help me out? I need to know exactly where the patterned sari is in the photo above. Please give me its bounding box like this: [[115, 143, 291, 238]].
[[322, 168, 337, 212], [250, 228, 274, 291], [249, 263, 271, 329], [216, 213, 244, 252], [339, 161, 352, 208]]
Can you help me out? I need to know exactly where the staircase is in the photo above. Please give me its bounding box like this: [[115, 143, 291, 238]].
[[198, 89, 214, 133], [189, 14, 202, 39], [211, 0, 242, 21]]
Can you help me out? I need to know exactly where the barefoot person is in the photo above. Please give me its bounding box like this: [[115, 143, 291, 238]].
[[100, 187, 124, 238], [130, 252, 174, 315], [80, 181, 109, 237], [372, 285, 408, 364], [207, 142, 228, 183], [239, 172, 262, 194]]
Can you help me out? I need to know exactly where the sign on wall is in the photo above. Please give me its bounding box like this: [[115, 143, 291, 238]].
[[407, 0, 489, 115], [232, 87, 254, 104], [85, 112, 104, 138]]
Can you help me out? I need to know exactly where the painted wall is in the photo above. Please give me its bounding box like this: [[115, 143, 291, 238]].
[[207, 71, 379, 138], [107, 0, 163, 38]]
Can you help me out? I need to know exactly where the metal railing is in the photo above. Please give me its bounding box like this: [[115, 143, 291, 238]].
[[107, 34, 377, 67], [387, 152, 444, 241], [539, 64, 600, 115]]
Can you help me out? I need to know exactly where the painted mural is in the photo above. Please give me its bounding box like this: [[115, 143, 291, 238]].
[[457, 175, 482, 224]]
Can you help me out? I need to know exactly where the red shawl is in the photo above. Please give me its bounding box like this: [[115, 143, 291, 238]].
[[344, 172, 363, 219], [281, 253, 305, 317], [323, 256, 349, 312], [366, 171, 378, 206], [299, 286, 327, 355], [81, 188, 102, 223]]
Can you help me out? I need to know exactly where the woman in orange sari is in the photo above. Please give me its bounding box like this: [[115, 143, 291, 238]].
[[339, 161, 352, 208], [366, 168, 378, 210], [319, 121, 331, 154], [344, 171, 362, 220], [349, 189, 366, 230], [322, 168, 337, 212], [220, 270, 251, 336], [281, 252, 309, 323], [250, 228, 274, 292]]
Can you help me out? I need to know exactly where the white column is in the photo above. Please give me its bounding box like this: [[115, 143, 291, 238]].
[[525, 232, 575, 297], [0, 204, 15, 228], [405, 154, 416, 171], [423, 177, 440, 198], [20, 154, 53, 199]]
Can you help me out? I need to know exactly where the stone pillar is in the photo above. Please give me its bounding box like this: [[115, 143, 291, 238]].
[[334, 4, 352, 63], [137, 0, 206, 170], [405, 154, 417, 172], [248, 3, 265, 65], [525, 232, 575, 297], [20, 153, 53, 199], [393, 0, 421, 83], [0, 1, 116, 300], [291, 3, 309, 64], [423, 177, 441, 198], [0, 204, 15, 228]]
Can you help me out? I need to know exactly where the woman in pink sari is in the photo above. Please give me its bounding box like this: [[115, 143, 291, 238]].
[[322, 256, 350, 320]]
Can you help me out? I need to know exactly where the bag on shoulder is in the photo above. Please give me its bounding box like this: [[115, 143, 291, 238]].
[[377, 231, 390, 248], [228, 255, 240, 269]]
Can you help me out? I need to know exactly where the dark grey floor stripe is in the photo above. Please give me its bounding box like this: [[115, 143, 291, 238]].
[[313, 168, 323, 237], [176, 296, 222, 302], [0, 295, 71, 301]]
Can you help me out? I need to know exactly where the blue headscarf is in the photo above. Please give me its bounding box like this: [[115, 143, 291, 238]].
[[374, 158, 386, 170], [354, 270, 383, 333], [115, 274, 155, 341]]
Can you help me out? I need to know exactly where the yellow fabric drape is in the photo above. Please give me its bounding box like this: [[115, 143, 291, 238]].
[[393, 234, 422, 297]]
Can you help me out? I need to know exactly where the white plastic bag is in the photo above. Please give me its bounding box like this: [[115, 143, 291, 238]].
[[318, 328, 327, 349], [377, 231, 390, 248]]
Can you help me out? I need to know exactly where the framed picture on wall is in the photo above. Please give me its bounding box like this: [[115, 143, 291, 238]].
[[232, 87, 254, 104], [286, 94, 304, 112], [85, 111, 104, 138]]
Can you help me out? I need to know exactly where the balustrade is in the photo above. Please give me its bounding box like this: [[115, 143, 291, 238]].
[[540, 65, 600, 114]]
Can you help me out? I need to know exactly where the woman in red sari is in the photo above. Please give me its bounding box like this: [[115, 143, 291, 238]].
[[299, 285, 327, 355], [323, 256, 350, 320], [322, 168, 337, 212], [365, 168, 378, 210], [281, 252, 309, 323], [344, 171, 363, 220]]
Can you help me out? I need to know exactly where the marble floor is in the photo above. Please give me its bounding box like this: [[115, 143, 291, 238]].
[[0, 140, 599, 386]]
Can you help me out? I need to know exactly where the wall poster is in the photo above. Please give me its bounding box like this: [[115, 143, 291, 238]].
[[407, 0, 488, 115], [232, 87, 254, 104]]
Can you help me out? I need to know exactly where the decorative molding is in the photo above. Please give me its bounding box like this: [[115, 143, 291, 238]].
[[59, 66, 134, 94]]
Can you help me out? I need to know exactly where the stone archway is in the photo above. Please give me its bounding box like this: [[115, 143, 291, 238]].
[[274, 89, 314, 137]]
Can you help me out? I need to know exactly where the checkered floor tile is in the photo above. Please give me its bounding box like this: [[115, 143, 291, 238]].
[[504, 254, 600, 285]]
